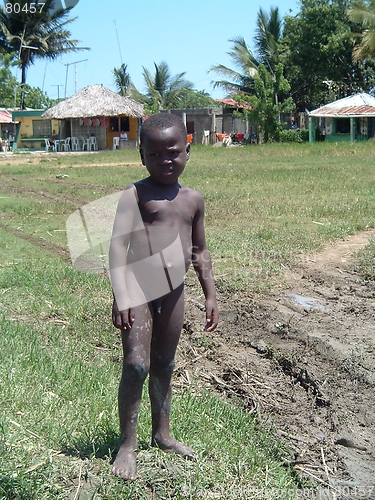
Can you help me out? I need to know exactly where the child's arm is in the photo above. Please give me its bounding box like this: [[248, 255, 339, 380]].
[[191, 194, 219, 332], [109, 186, 137, 330]]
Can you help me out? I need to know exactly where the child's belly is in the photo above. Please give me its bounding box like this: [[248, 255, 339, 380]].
[[125, 229, 188, 307], [128, 226, 191, 267]]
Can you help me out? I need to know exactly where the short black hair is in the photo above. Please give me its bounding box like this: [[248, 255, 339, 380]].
[[140, 113, 187, 145]]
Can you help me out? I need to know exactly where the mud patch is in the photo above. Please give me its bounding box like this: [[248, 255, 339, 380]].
[[179, 230, 375, 498]]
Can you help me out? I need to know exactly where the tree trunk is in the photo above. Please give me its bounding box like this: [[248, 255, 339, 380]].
[[20, 61, 27, 110]]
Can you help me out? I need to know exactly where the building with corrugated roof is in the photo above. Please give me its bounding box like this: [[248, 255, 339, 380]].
[[308, 93, 375, 143]]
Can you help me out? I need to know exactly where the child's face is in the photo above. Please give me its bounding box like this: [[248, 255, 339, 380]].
[[140, 126, 190, 185]]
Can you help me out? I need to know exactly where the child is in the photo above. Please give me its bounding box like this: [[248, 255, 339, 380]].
[[109, 113, 218, 480]]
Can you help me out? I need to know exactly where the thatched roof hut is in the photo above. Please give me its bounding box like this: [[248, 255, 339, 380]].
[[41, 84, 144, 120], [41, 85, 144, 150]]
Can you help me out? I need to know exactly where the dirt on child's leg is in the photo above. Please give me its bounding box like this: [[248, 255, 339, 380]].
[[148, 285, 194, 459], [112, 304, 153, 480]]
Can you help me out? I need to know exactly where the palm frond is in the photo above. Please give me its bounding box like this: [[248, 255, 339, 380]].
[[227, 36, 258, 74], [254, 7, 281, 72], [348, 1, 375, 61]]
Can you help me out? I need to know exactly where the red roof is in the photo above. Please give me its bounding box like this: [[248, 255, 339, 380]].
[[0, 109, 16, 124], [216, 98, 240, 106], [309, 93, 375, 117], [215, 98, 252, 110]]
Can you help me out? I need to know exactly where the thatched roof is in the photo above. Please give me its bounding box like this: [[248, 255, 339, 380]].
[[42, 84, 144, 120]]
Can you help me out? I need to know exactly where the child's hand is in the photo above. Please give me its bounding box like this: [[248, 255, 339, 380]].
[[112, 299, 134, 330], [204, 298, 219, 332]]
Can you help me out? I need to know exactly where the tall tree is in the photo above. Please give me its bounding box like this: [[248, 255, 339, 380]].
[[235, 63, 295, 143], [0, 53, 56, 108], [254, 6, 282, 74], [113, 63, 132, 96], [140, 61, 193, 112], [0, 53, 18, 106], [281, 0, 375, 111], [209, 36, 258, 95], [347, 0, 375, 60], [181, 89, 217, 108], [0, 0, 88, 108], [210, 7, 283, 95], [22, 84, 56, 109]]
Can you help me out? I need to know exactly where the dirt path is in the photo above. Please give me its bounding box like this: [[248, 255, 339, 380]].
[[180, 230, 375, 499]]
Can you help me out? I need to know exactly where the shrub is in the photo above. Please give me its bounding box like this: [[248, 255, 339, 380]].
[[279, 129, 303, 143], [299, 129, 309, 142]]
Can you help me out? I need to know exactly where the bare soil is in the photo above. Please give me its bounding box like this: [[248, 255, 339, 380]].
[[179, 230, 375, 498]]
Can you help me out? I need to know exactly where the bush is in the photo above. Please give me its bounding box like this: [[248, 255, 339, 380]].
[[279, 129, 303, 143], [299, 129, 309, 142], [279, 129, 309, 143]]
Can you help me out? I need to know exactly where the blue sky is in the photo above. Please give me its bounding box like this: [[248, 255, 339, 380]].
[[22, 0, 299, 101]]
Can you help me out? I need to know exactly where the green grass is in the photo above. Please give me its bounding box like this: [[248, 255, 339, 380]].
[[355, 238, 375, 279], [0, 236, 297, 499], [0, 314, 296, 499], [2, 142, 374, 291], [1, 142, 374, 498]]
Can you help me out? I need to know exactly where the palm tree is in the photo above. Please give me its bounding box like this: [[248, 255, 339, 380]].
[[113, 63, 131, 96], [210, 7, 283, 96], [141, 61, 193, 112], [0, 0, 88, 108], [209, 36, 258, 95], [347, 0, 375, 61], [254, 6, 282, 74]]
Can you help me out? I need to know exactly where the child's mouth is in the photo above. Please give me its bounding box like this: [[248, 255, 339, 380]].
[[160, 168, 173, 175]]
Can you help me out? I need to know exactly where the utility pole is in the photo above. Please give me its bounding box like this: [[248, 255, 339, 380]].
[[64, 59, 88, 97], [17, 24, 38, 109], [52, 84, 65, 101]]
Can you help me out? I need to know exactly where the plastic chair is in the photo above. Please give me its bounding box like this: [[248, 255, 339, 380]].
[[88, 136, 98, 151], [80, 137, 89, 151], [71, 137, 80, 151], [60, 137, 71, 152], [112, 137, 119, 150], [44, 139, 54, 152]]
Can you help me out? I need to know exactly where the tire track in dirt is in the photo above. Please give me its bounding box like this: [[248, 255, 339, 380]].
[[0, 222, 71, 263], [0, 177, 117, 207]]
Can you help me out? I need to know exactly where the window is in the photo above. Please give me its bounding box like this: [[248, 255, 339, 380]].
[[32, 119, 52, 137], [110, 117, 129, 132], [335, 118, 350, 134]]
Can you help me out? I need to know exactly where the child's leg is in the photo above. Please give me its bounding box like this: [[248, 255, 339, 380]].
[[148, 285, 194, 458], [112, 303, 153, 480]]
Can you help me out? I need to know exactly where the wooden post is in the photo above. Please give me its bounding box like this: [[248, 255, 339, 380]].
[[211, 112, 216, 144]]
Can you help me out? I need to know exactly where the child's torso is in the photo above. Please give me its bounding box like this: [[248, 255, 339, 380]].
[[126, 181, 198, 269]]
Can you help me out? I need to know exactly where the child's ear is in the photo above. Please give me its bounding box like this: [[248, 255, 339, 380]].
[[186, 143, 190, 161]]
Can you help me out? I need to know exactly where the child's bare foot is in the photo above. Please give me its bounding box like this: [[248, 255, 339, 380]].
[[152, 435, 195, 459], [112, 445, 137, 480]]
